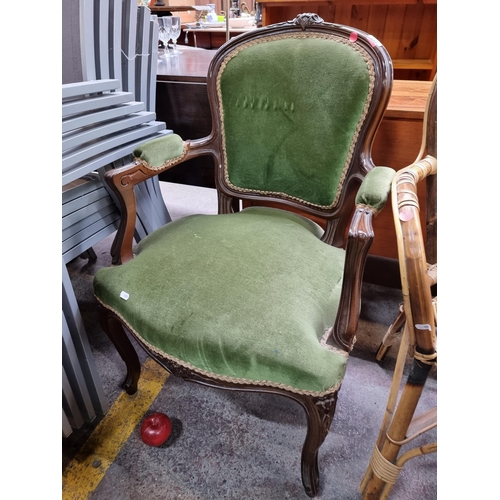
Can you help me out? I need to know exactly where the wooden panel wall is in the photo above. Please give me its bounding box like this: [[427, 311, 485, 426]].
[[260, 0, 437, 80]]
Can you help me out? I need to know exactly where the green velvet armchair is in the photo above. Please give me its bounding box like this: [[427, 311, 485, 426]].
[[93, 13, 394, 497]]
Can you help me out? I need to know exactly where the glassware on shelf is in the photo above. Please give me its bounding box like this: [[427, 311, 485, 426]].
[[157, 16, 173, 58], [170, 16, 182, 55]]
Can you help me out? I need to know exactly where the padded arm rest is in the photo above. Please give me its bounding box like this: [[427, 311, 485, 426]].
[[355, 166, 396, 214], [133, 134, 186, 169], [133, 132, 218, 173], [105, 134, 188, 265], [106, 132, 217, 265]]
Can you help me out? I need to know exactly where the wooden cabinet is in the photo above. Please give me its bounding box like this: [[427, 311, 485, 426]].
[[183, 27, 256, 49], [370, 80, 431, 259], [259, 0, 437, 81]]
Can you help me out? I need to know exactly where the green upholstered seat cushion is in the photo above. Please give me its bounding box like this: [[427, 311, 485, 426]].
[[93, 207, 349, 395]]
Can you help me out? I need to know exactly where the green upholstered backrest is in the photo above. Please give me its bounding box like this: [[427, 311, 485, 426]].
[[216, 33, 375, 209]]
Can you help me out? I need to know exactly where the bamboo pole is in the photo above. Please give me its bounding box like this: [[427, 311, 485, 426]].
[[360, 156, 437, 499]]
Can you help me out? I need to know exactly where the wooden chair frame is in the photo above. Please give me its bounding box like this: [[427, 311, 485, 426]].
[[97, 14, 394, 497]]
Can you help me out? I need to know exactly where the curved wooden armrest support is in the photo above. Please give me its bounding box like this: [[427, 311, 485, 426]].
[[105, 138, 214, 265], [333, 206, 375, 350], [106, 161, 156, 264], [394, 156, 437, 213], [392, 155, 437, 355]]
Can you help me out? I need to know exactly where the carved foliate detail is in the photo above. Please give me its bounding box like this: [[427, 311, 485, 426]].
[[292, 13, 324, 31], [314, 392, 338, 440]]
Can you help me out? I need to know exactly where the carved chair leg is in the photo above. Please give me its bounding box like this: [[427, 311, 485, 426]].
[[300, 391, 339, 497], [97, 305, 141, 395]]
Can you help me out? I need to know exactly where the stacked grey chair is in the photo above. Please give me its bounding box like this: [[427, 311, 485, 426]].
[[62, 0, 172, 436]]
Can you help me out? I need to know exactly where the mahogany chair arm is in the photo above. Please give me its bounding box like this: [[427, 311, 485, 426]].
[[105, 134, 216, 265], [333, 166, 396, 350], [332, 204, 375, 351]]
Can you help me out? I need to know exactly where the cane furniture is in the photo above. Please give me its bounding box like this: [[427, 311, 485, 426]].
[[93, 14, 395, 496], [360, 75, 437, 499]]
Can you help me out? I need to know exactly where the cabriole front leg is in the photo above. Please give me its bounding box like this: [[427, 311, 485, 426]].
[[300, 391, 339, 497]]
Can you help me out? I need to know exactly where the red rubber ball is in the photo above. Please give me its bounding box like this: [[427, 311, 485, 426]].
[[140, 412, 172, 447]]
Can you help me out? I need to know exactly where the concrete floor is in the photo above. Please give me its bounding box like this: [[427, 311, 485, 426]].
[[63, 182, 437, 499]]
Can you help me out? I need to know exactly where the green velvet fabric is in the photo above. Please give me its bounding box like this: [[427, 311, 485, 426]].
[[93, 207, 349, 394], [219, 36, 372, 207], [355, 167, 396, 212], [133, 134, 185, 167]]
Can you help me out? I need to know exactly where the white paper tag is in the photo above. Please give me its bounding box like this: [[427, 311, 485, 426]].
[[120, 291, 130, 300]]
